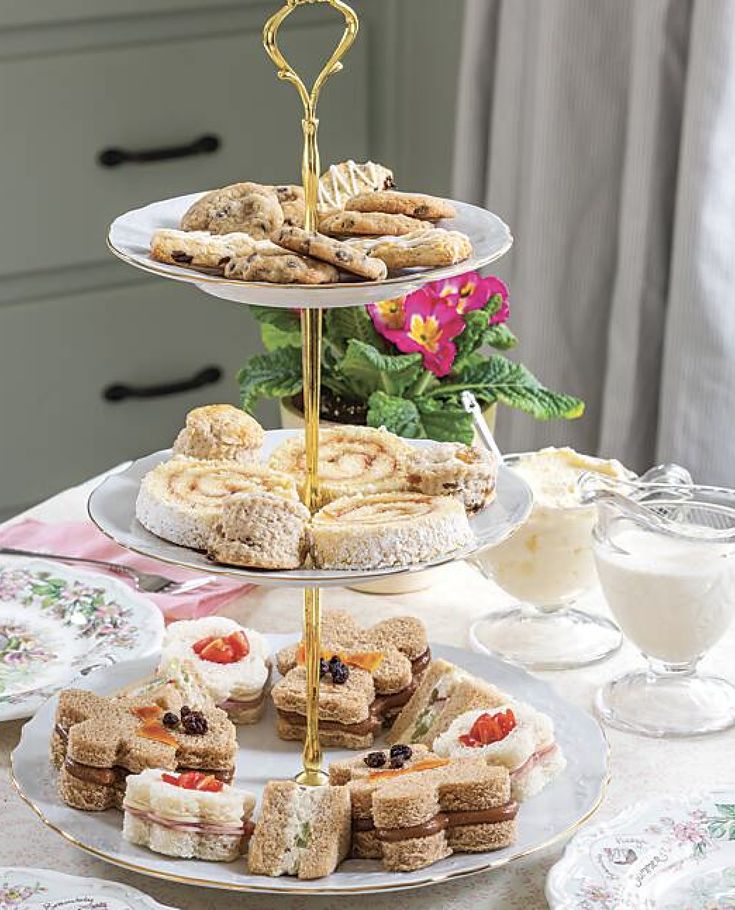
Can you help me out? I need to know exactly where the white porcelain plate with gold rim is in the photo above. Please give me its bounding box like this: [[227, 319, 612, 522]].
[[12, 638, 608, 895], [107, 193, 513, 309], [86, 429, 533, 588]]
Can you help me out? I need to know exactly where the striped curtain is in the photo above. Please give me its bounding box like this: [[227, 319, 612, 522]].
[[453, 0, 735, 485]]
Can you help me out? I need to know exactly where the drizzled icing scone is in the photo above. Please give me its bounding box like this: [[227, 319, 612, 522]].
[[150, 229, 256, 272], [207, 491, 311, 570], [407, 442, 498, 513], [311, 492, 474, 570], [172, 404, 264, 465], [318, 160, 394, 211], [351, 229, 473, 269], [135, 458, 299, 550], [267, 426, 413, 508]]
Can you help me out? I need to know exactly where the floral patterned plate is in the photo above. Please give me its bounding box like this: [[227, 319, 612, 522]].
[[0, 866, 175, 908], [546, 789, 735, 910], [0, 560, 164, 722]]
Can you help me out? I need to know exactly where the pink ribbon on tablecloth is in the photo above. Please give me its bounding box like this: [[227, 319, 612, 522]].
[[0, 519, 253, 621]]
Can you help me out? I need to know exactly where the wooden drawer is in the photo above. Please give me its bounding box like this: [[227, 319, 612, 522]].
[[0, 22, 367, 277], [0, 279, 276, 514]]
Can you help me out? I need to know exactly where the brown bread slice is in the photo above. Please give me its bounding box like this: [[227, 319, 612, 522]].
[[248, 781, 351, 879], [53, 686, 236, 811], [388, 660, 507, 746]]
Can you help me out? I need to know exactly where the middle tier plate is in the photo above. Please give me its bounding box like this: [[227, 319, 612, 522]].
[[87, 430, 532, 588]]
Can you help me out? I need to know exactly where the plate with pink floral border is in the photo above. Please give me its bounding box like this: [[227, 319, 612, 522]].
[[0, 866, 175, 908], [546, 789, 735, 910], [0, 559, 164, 722]]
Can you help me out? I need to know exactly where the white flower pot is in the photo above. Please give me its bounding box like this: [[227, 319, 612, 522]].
[[278, 397, 497, 595]]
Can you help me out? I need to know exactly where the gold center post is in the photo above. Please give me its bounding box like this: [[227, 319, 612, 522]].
[[263, 0, 359, 786]]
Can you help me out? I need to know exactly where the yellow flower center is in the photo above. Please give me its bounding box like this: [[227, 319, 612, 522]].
[[376, 298, 405, 330], [408, 314, 442, 352]]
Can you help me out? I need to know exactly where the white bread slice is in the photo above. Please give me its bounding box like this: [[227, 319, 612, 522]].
[[122, 768, 255, 862], [160, 617, 270, 706]]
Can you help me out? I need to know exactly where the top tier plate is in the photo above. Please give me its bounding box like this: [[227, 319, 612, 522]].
[[107, 192, 513, 308]]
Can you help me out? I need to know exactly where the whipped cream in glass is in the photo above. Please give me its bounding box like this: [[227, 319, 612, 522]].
[[481, 447, 630, 608], [471, 447, 631, 670]]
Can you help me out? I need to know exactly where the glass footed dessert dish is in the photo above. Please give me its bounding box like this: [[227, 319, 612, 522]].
[[591, 482, 735, 737], [470, 447, 631, 670]]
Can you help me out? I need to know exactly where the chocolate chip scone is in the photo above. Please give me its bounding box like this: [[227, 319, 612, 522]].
[[224, 251, 339, 284], [276, 184, 306, 227], [352, 229, 473, 269], [346, 191, 456, 221], [150, 229, 256, 271], [181, 182, 284, 238], [319, 160, 394, 211], [273, 226, 388, 281], [319, 210, 430, 238]]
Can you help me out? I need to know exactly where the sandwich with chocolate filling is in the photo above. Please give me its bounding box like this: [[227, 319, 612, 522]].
[[52, 685, 237, 811], [273, 611, 431, 749], [248, 780, 351, 880], [329, 743, 443, 859], [159, 617, 271, 724], [331, 750, 517, 872], [123, 768, 256, 862], [433, 701, 567, 801], [388, 659, 507, 747]]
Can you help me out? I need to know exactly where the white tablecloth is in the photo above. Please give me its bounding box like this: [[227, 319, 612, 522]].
[[2, 470, 733, 909]]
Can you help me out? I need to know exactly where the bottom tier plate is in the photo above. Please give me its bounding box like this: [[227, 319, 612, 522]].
[[12, 638, 608, 895]]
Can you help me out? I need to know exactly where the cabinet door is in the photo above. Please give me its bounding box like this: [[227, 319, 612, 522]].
[[0, 279, 275, 514], [0, 22, 367, 277]]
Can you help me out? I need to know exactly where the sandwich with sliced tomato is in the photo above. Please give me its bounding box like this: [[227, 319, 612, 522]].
[[432, 700, 566, 801], [159, 617, 271, 724], [123, 768, 256, 862]]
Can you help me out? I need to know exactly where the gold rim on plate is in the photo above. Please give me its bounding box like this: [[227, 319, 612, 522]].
[[10, 756, 609, 894], [105, 198, 514, 297]]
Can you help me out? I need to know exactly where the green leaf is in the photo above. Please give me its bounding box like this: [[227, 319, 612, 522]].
[[339, 339, 423, 398], [248, 306, 302, 351], [260, 321, 302, 352], [367, 392, 474, 444], [431, 355, 585, 420], [485, 323, 517, 350], [325, 306, 385, 354], [416, 398, 475, 445], [715, 804, 735, 819], [367, 392, 423, 438], [237, 347, 303, 412]]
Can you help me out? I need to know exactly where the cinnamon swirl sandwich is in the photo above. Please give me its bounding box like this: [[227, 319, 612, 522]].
[[173, 404, 264, 465], [268, 426, 412, 508], [135, 458, 298, 550], [207, 491, 311, 570], [407, 442, 498, 513], [311, 492, 474, 570]]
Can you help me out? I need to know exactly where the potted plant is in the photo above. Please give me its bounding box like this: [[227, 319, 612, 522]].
[[238, 271, 584, 440]]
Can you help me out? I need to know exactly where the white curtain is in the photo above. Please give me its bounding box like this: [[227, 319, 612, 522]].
[[454, 0, 735, 485]]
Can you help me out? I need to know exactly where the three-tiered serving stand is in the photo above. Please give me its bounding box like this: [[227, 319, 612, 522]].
[[9, 2, 614, 894], [99, 0, 523, 788]]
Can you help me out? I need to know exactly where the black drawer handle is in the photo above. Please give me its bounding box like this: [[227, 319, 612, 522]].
[[98, 133, 221, 168], [103, 366, 223, 402]]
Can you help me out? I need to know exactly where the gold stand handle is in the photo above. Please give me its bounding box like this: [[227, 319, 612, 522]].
[[263, 0, 359, 787]]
